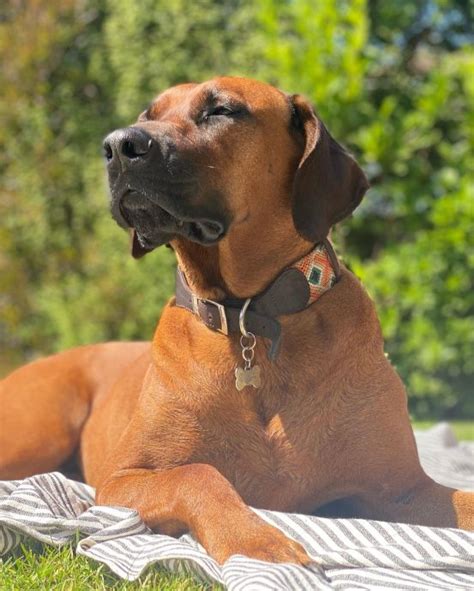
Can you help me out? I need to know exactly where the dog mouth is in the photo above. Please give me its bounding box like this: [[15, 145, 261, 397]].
[[114, 190, 226, 253]]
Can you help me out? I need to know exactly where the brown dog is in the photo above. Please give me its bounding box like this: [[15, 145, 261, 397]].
[[1, 77, 472, 566]]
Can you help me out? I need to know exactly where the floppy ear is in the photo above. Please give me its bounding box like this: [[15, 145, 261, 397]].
[[290, 94, 369, 243]]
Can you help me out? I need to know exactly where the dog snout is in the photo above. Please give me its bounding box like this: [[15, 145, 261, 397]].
[[103, 127, 153, 168]]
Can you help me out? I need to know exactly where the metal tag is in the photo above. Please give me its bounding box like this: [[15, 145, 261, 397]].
[[235, 365, 261, 391]]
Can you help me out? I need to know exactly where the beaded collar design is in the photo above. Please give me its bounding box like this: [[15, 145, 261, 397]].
[[291, 241, 337, 306]]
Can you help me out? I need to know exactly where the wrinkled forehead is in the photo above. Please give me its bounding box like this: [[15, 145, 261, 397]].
[[143, 77, 290, 121]]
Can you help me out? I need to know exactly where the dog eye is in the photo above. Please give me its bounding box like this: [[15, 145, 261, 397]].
[[209, 106, 234, 117], [201, 106, 234, 122]]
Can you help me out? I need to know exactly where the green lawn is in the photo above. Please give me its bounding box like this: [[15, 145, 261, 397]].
[[1, 545, 220, 591], [1, 421, 471, 590], [412, 420, 473, 441]]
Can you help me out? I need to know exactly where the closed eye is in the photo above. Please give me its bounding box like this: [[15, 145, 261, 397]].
[[200, 103, 249, 124], [208, 106, 234, 117]]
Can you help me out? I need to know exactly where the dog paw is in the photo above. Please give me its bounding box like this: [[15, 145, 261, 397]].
[[205, 512, 312, 566]]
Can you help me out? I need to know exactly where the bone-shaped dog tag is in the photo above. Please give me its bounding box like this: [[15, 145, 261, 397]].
[[235, 365, 261, 391]]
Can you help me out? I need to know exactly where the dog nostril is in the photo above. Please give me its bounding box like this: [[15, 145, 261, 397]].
[[122, 139, 151, 159], [122, 141, 137, 158], [103, 141, 113, 161]]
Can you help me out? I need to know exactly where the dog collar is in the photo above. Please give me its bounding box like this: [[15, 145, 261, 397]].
[[175, 239, 340, 360]]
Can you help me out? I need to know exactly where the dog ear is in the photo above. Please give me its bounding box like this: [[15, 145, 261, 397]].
[[289, 94, 369, 243]]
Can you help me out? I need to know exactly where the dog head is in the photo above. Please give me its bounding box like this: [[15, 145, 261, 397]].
[[104, 77, 368, 293], [104, 77, 368, 297]]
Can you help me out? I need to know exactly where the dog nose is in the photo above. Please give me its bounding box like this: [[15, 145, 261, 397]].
[[103, 127, 153, 167]]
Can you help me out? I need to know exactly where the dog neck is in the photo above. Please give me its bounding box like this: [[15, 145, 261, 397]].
[[171, 226, 318, 300], [174, 240, 340, 360], [170, 240, 225, 300]]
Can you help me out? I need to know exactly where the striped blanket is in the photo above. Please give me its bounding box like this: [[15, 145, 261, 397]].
[[1, 423, 473, 590]]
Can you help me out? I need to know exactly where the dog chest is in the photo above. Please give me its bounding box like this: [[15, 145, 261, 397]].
[[189, 402, 331, 511]]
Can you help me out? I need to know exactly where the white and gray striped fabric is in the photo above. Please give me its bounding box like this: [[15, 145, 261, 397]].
[[1, 423, 473, 590]]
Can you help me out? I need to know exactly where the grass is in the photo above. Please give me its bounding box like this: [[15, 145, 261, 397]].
[[0, 545, 220, 591], [412, 420, 473, 441], [1, 421, 471, 589]]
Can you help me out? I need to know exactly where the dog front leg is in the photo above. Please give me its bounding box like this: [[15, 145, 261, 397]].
[[96, 463, 311, 565]]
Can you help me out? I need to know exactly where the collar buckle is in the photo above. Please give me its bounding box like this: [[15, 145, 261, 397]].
[[191, 294, 229, 335]]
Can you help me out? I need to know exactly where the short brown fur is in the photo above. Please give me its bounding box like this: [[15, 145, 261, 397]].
[[1, 77, 472, 566]]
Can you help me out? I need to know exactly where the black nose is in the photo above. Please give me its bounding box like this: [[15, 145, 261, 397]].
[[103, 127, 153, 167]]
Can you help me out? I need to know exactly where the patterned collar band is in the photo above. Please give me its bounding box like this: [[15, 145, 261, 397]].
[[175, 239, 340, 361], [291, 240, 338, 306]]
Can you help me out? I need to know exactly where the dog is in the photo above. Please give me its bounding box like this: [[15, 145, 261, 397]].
[[1, 76, 472, 566]]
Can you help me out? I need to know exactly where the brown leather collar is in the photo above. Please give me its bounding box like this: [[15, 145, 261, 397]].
[[175, 239, 340, 360]]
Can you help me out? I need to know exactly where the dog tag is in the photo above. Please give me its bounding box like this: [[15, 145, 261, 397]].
[[235, 365, 261, 391], [236, 302, 261, 390]]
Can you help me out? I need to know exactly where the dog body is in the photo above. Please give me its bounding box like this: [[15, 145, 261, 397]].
[[82, 270, 414, 513], [1, 77, 472, 565]]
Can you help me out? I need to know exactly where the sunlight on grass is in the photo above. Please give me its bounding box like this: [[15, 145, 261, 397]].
[[1, 545, 220, 591]]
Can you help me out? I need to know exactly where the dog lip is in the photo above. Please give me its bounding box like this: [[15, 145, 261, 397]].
[[134, 231, 155, 249], [189, 219, 226, 244], [114, 189, 227, 247], [117, 194, 134, 227], [119, 189, 180, 225]]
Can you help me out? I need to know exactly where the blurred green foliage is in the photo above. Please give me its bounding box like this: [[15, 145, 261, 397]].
[[0, 0, 472, 418]]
